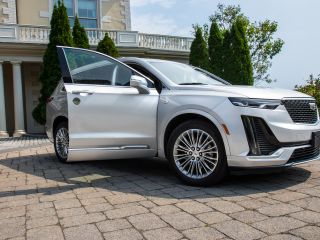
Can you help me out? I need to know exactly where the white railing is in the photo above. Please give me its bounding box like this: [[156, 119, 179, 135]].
[[0, 24, 193, 52]]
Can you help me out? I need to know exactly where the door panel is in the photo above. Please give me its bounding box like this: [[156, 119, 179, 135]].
[[57, 47, 159, 161]]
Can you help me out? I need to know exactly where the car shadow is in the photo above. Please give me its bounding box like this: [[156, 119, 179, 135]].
[[0, 151, 312, 200]]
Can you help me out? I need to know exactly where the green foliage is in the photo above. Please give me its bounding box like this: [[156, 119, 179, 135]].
[[222, 18, 253, 85], [32, 0, 73, 125], [96, 33, 119, 58], [208, 21, 224, 78], [198, 4, 284, 84], [189, 27, 209, 70], [296, 74, 320, 107], [72, 15, 90, 49]]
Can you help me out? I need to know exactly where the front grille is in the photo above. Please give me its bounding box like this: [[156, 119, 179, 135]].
[[287, 145, 320, 164], [282, 99, 318, 124], [242, 116, 279, 155]]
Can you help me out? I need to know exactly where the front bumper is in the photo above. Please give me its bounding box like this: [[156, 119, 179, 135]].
[[228, 144, 320, 168], [213, 98, 320, 168]]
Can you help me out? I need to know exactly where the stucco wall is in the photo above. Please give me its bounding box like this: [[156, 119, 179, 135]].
[[101, 0, 126, 30], [16, 0, 49, 26], [14, 0, 130, 30]]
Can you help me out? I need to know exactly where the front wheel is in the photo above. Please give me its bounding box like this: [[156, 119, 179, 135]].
[[167, 120, 227, 186], [54, 122, 69, 163]]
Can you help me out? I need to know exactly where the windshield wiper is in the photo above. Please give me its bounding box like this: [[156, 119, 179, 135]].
[[179, 83, 208, 85]]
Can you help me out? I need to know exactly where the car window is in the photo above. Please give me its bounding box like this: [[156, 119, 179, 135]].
[[150, 61, 227, 86], [126, 63, 155, 88], [63, 48, 119, 86], [114, 64, 134, 86]]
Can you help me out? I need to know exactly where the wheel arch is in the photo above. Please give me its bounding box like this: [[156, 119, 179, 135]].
[[53, 115, 68, 134], [161, 110, 230, 159]]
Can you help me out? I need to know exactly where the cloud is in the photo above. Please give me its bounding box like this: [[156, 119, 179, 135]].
[[131, 13, 192, 37], [131, 0, 176, 8]]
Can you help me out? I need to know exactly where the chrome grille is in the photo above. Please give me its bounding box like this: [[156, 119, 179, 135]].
[[282, 99, 318, 124]]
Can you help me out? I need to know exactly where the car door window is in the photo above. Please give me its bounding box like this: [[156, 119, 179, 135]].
[[64, 48, 118, 85], [126, 63, 155, 88], [114, 65, 134, 86]]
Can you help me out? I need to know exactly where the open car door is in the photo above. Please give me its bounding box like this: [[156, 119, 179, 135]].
[[57, 46, 159, 161]]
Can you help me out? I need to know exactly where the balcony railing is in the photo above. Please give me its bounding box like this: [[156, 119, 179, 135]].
[[0, 24, 193, 52]]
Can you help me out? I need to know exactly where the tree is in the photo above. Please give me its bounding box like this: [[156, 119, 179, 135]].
[[208, 21, 224, 78], [223, 18, 253, 85], [199, 4, 284, 84], [32, 0, 73, 125], [189, 27, 209, 70], [72, 15, 90, 49], [296, 74, 320, 107], [96, 33, 119, 58]]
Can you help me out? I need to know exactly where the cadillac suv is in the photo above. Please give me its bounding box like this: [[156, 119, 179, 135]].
[[46, 46, 320, 185]]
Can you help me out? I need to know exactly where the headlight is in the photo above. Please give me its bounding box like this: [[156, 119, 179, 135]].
[[228, 98, 281, 110]]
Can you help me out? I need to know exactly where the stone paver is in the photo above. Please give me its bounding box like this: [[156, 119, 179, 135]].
[[27, 226, 64, 240], [161, 212, 205, 230], [128, 213, 167, 230], [96, 219, 131, 232], [290, 226, 320, 240], [102, 228, 143, 240], [214, 220, 266, 240], [290, 210, 320, 224], [257, 203, 302, 216], [143, 227, 183, 240], [64, 224, 103, 240], [196, 211, 231, 224], [206, 200, 245, 213], [183, 227, 225, 240], [252, 216, 306, 234], [0, 144, 320, 240]]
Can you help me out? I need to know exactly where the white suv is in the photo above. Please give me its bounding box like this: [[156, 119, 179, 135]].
[[46, 47, 320, 186]]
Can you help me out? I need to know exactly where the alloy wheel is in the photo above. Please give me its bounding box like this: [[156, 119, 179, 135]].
[[55, 127, 69, 159], [173, 129, 219, 179]]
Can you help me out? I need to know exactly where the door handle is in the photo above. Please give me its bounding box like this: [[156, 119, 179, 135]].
[[71, 90, 94, 95]]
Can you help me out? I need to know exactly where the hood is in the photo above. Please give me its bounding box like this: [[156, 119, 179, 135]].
[[173, 85, 312, 100]]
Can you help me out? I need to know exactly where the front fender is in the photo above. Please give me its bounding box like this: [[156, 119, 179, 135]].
[[157, 108, 231, 159]]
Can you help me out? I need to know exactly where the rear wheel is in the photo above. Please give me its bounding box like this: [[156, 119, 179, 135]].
[[54, 122, 69, 163], [167, 120, 227, 186]]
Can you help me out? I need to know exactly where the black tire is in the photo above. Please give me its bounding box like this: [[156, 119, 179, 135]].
[[54, 121, 69, 163], [167, 120, 227, 186]]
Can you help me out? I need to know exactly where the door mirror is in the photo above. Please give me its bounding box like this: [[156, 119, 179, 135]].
[[130, 75, 150, 94]]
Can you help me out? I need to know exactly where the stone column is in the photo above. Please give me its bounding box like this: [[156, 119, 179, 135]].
[[12, 61, 26, 137], [0, 62, 9, 138]]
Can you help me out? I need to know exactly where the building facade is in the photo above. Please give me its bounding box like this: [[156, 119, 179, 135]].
[[0, 0, 192, 137]]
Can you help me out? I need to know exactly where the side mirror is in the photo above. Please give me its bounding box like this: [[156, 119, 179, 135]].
[[130, 75, 150, 94]]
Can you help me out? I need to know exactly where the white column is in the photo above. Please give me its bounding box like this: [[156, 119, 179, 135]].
[[12, 61, 26, 137], [0, 62, 9, 138]]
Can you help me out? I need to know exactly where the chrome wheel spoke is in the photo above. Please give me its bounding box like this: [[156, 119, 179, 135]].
[[173, 128, 219, 179]]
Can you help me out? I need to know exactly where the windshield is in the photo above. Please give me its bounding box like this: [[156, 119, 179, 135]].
[[150, 61, 228, 86]]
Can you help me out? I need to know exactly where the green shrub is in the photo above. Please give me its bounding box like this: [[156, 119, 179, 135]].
[[32, 0, 73, 125], [296, 75, 320, 107], [72, 15, 90, 49], [189, 27, 209, 70], [96, 33, 119, 58]]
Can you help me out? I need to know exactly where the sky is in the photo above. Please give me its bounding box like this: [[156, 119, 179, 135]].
[[130, 0, 320, 90]]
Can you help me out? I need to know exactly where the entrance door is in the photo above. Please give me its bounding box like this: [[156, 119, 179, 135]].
[[24, 63, 45, 134], [57, 46, 159, 161]]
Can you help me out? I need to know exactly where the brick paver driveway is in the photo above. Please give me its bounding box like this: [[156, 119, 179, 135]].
[[0, 145, 320, 240]]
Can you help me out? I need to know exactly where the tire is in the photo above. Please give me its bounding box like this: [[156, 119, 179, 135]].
[[54, 121, 69, 163], [167, 120, 227, 186]]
